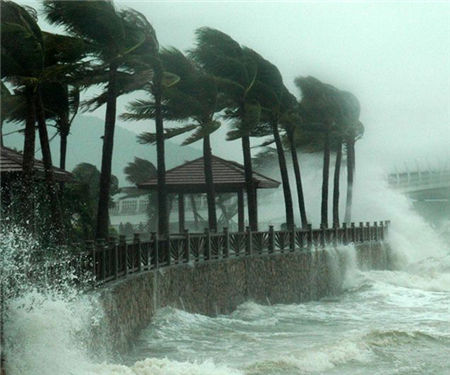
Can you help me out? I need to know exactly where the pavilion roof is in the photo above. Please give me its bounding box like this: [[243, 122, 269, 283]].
[[0, 146, 73, 182], [138, 155, 280, 193]]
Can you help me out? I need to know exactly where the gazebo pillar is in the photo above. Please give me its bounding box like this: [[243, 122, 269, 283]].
[[254, 187, 258, 231], [237, 189, 245, 232], [178, 193, 185, 233]]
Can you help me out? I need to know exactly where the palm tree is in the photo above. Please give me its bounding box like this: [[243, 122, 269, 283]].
[[120, 49, 180, 236], [44, 0, 159, 240], [248, 51, 295, 230], [1, 1, 68, 237], [40, 31, 88, 172], [136, 48, 225, 231], [330, 90, 362, 227], [192, 28, 261, 230], [1, 1, 42, 194], [124, 157, 157, 186], [337, 92, 364, 224], [280, 95, 309, 228], [295, 76, 341, 228]]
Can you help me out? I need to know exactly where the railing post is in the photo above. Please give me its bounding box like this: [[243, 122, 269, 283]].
[[166, 235, 171, 266], [134, 233, 142, 272], [96, 239, 106, 282], [223, 227, 230, 258], [268, 225, 275, 253], [333, 225, 339, 246], [373, 221, 379, 241], [85, 240, 95, 283], [119, 235, 127, 276], [342, 223, 348, 245], [152, 232, 159, 269], [379, 221, 384, 241], [384, 220, 390, 238], [351, 222, 356, 243], [366, 222, 371, 241], [204, 228, 211, 261], [307, 224, 313, 250], [290, 227, 296, 252], [246, 226, 253, 256], [320, 224, 326, 248], [109, 236, 118, 280], [184, 229, 190, 263], [359, 222, 364, 242]]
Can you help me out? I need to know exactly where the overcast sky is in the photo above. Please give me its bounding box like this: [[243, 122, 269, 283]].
[[28, 0, 450, 170]]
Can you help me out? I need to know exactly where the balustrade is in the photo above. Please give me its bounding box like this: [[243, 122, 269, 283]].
[[81, 221, 389, 285]]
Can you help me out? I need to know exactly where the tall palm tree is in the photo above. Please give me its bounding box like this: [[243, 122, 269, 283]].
[[330, 90, 363, 227], [249, 51, 295, 230], [40, 31, 88, 172], [1, 1, 43, 194], [280, 95, 309, 228], [295, 76, 341, 228], [338, 91, 363, 224], [120, 51, 179, 236], [1, 1, 68, 237], [191, 28, 261, 230], [136, 48, 225, 231], [44, 0, 159, 239]]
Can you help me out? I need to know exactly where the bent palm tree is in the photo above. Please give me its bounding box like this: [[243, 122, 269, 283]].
[[44, 0, 159, 239], [280, 96, 309, 228], [249, 51, 295, 229], [192, 28, 261, 230], [138, 48, 225, 231], [295, 76, 341, 228], [339, 92, 363, 223], [1, 1, 68, 237]]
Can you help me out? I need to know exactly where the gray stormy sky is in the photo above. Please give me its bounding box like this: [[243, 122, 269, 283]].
[[28, 0, 450, 169]]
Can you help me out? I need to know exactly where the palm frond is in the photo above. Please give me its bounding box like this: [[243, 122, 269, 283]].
[[137, 124, 197, 145], [182, 120, 220, 145]]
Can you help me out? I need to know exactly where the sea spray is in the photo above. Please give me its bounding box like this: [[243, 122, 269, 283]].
[[0, 224, 110, 375]]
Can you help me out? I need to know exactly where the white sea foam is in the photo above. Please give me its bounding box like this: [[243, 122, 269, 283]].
[[6, 291, 102, 375], [246, 338, 372, 374], [92, 358, 243, 375]]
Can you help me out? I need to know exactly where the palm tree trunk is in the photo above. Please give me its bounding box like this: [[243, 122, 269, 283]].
[[321, 131, 330, 228], [0, 119, 3, 147], [242, 134, 258, 231], [19, 86, 37, 228], [288, 130, 308, 228], [271, 118, 294, 230], [332, 139, 342, 227], [22, 86, 36, 190], [36, 87, 65, 241], [59, 120, 69, 195], [154, 67, 169, 237], [203, 134, 217, 231], [95, 63, 118, 240], [344, 138, 355, 223]]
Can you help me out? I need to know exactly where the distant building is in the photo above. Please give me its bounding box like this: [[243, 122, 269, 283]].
[[109, 187, 210, 236]]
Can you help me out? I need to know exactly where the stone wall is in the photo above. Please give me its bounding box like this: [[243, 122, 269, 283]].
[[97, 241, 391, 354]]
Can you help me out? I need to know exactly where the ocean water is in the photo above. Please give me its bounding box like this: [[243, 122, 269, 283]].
[[4, 227, 450, 375], [3, 161, 450, 375]]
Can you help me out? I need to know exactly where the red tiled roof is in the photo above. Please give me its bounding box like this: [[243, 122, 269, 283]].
[[1, 146, 73, 182], [138, 155, 280, 192]]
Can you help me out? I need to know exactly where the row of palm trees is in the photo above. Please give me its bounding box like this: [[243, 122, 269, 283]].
[[1, 0, 364, 241]]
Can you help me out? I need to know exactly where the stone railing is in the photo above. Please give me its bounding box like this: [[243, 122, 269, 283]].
[[81, 221, 390, 286]]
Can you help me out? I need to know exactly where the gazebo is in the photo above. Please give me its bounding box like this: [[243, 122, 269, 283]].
[[138, 155, 280, 232]]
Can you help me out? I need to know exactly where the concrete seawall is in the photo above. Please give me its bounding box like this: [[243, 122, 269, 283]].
[[97, 242, 391, 354]]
